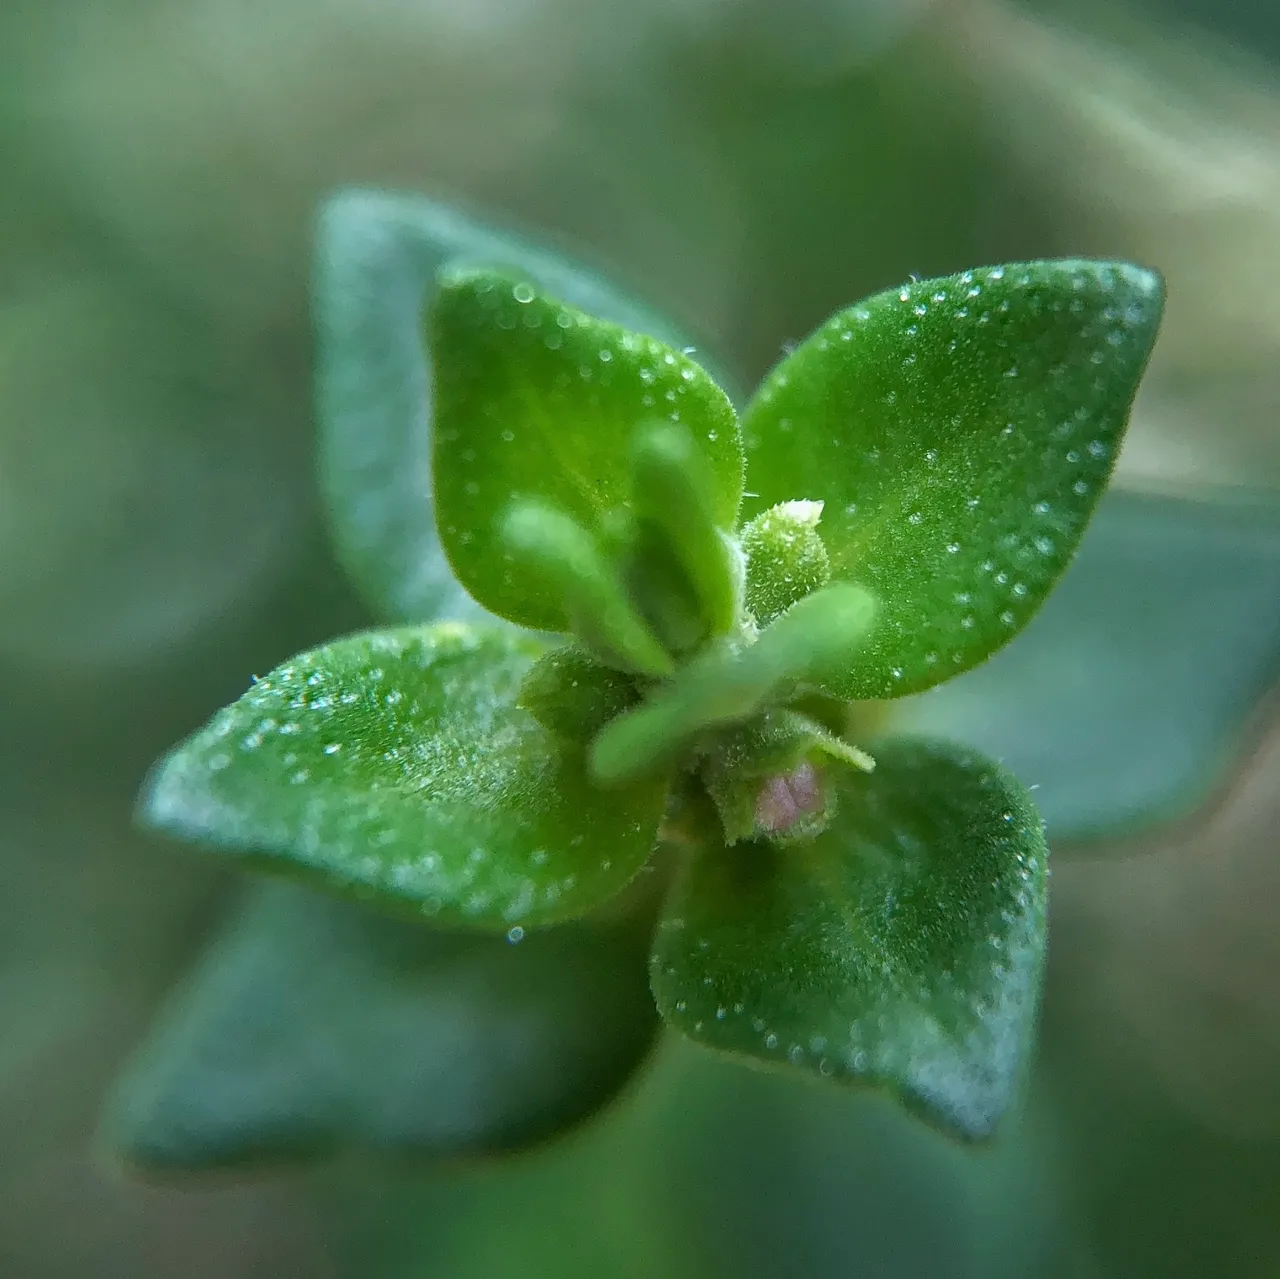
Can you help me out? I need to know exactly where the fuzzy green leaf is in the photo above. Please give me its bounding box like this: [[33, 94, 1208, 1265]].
[[591, 583, 875, 784], [141, 624, 667, 929], [429, 268, 742, 629], [314, 190, 712, 623], [741, 260, 1164, 699], [651, 738, 1048, 1139], [630, 424, 743, 638], [103, 883, 659, 1170], [501, 501, 674, 677], [740, 500, 832, 626], [516, 645, 641, 742]]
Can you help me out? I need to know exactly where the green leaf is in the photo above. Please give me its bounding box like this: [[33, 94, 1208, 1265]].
[[651, 738, 1048, 1139], [741, 260, 1164, 699], [893, 487, 1280, 843], [591, 583, 876, 784], [429, 268, 742, 629], [740, 500, 832, 626], [314, 189, 716, 624], [516, 645, 641, 742], [501, 501, 673, 677], [103, 883, 660, 1170], [141, 624, 668, 929], [629, 424, 744, 638]]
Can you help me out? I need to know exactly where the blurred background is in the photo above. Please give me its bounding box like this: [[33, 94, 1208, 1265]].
[[3, 0, 1280, 1274]]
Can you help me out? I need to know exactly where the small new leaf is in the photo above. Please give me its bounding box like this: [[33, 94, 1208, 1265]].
[[141, 625, 668, 929], [651, 739, 1048, 1139], [741, 260, 1164, 699], [630, 424, 743, 638], [591, 583, 875, 784], [740, 500, 831, 626], [517, 645, 641, 742], [430, 268, 742, 630], [501, 501, 674, 677]]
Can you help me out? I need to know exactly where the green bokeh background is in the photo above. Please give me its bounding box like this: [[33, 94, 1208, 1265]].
[[4, 0, 1280, 1274]]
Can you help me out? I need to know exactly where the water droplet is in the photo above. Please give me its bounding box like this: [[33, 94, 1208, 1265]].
[[907, 511, 923, 525], [946, 542, 960, 554], [512, 282, 535, 303], [1035, 536, 1054, 554], [506, 925, 525, 944], [765, 1033, 779, 1050], [323, 742, 342, 755]]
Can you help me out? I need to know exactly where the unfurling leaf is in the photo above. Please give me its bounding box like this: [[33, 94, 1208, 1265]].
[[629, 424, 744, 639], [591, 583, 876, 784], [501, 501, 673, 677], [740, 500, 832, 626]]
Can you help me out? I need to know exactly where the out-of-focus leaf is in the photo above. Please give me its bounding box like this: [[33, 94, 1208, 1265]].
[[142, 624, 667, 929], [314, 191, 712, 625], [651, 739, 1048, 1139], [103, 882, 659, 1170], [740, 260, 1163, 700], [893, 489, 1280, 842]]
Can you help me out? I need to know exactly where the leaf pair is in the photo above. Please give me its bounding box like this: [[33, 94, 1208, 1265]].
[[426, 256, 1163, 706]]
